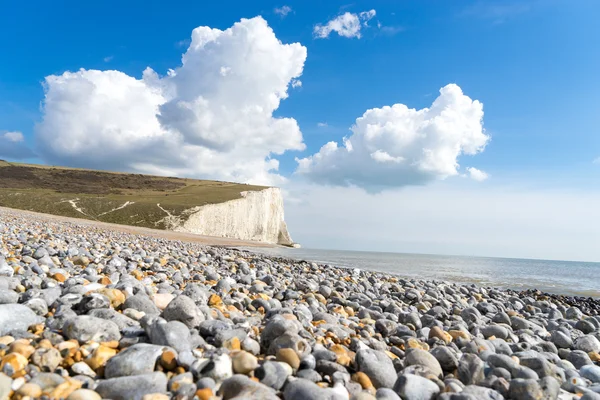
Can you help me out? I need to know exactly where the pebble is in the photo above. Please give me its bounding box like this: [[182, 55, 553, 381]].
[[0, 304, 44, 335], [393, 374, 440, 400], [356, 348, 397, 388], [277, 348, 301, 370], [95, 372, 168, 400], [404, 348, 443, 378], [104, 344, 170, 378], [231, 351, 258, 375], [63, 316, 121, 343]]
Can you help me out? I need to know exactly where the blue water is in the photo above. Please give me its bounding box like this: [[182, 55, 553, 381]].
[[244, 247, 600, 297]]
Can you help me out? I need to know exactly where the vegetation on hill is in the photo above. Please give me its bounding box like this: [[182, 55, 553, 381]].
[[0, 161, 266, 229]]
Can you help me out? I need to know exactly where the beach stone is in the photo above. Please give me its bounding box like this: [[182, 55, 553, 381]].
[[31, 347, 62, 372], [0, 304, 44, 335], [430, 346, 459, 372], [404, 348, 443, 378], [66, 390, 102, 400], [277, 348, 300, 370], [299, 354, 316, 370], [0, 373, 11, 400], [487, 353, 518, 371], [0, 289, 18, 304], [231, 351, 258, 375], [356, 348, 397, 389], [267, 333, 310, 357], [508, 378, 543, 400], [147, 319, 192, 353], [124, 294, 161, 316], [376, 388, 402, 400], [296, 368, 322, 382], [29, 372, 65, 390], [88, 308, 139, 330], [255, 361, 290, 390], [538, 376, 560, 399], [461, 385, 505, 399], [576, 335, 600, 353], [568, 350, 593, 368], [457, 353, 485, 385], [152, 293, 174, 310], [480, 325, 509, 339], [0, 258, 13, 277], [16, 383, 42, 398], [241, 337, 260, 355], [429, 326, 452, 344], [182, 284, 209, 305], [86, 345, 117, 370], [63, 316, 121, 343], [162, 295, 204, 328], [393, 374, 440, 400], [24, 298, 48, 316], [219, 375, 278, 400], [283, 378, 340, 400], [0, 353, 28, 377], [95, 372, 168, 400], [71, 362, 96, 377], [581, 365, 600, 383], [105, 344, 169, 378], [192, 354, 233, 382]]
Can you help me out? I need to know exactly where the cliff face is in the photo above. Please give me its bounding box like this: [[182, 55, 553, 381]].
[[173, 187, 294, 246]]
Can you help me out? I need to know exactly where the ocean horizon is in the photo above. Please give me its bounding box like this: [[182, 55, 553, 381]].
[[245, 246, 600, 298]]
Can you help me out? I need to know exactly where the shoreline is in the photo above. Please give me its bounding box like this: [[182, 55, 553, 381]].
[[245, 247, 600, 300]]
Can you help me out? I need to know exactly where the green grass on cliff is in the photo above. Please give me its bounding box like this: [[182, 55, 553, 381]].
[[0, 161, 266, 229]]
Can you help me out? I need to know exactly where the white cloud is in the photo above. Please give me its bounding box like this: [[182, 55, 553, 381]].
[[359, 10, 376, 26], [379, 25, 405, 36], [466, 167, 489, 181], [274, 5, 292, 17], [314, 9, 376, 39], [317, 122, 328, 128], [295, 84, 490, 191], [35, 17, 307, 185], [291, 79, 302, 88], [0, 131, 35, 159], [3, 131, 24, 142], [103, 56, 114, 62]]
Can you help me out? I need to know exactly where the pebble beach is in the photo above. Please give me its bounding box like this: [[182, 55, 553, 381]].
[[1, 207, 600, 400]]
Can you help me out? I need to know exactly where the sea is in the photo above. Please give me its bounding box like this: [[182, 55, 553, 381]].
[[243, 247, 600, 298]]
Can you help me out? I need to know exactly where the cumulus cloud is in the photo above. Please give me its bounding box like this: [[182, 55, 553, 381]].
[[0, 131, 35, 159], [35, 17, 307, 185], [295, 84, 490, 191], [466, 167, 489, 181], [274, 6, 292, 17], [3, 131, 24, 142], [314, 10, 376, 39]]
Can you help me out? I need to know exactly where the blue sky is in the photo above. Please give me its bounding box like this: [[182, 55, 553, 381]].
[[1, 0, 600, 260]]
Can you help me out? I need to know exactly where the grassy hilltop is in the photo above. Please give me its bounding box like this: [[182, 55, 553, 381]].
[[0, 161, 267, 230]]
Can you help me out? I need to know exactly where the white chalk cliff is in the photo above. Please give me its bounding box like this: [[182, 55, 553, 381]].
[[172, 187, 294, 245]]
